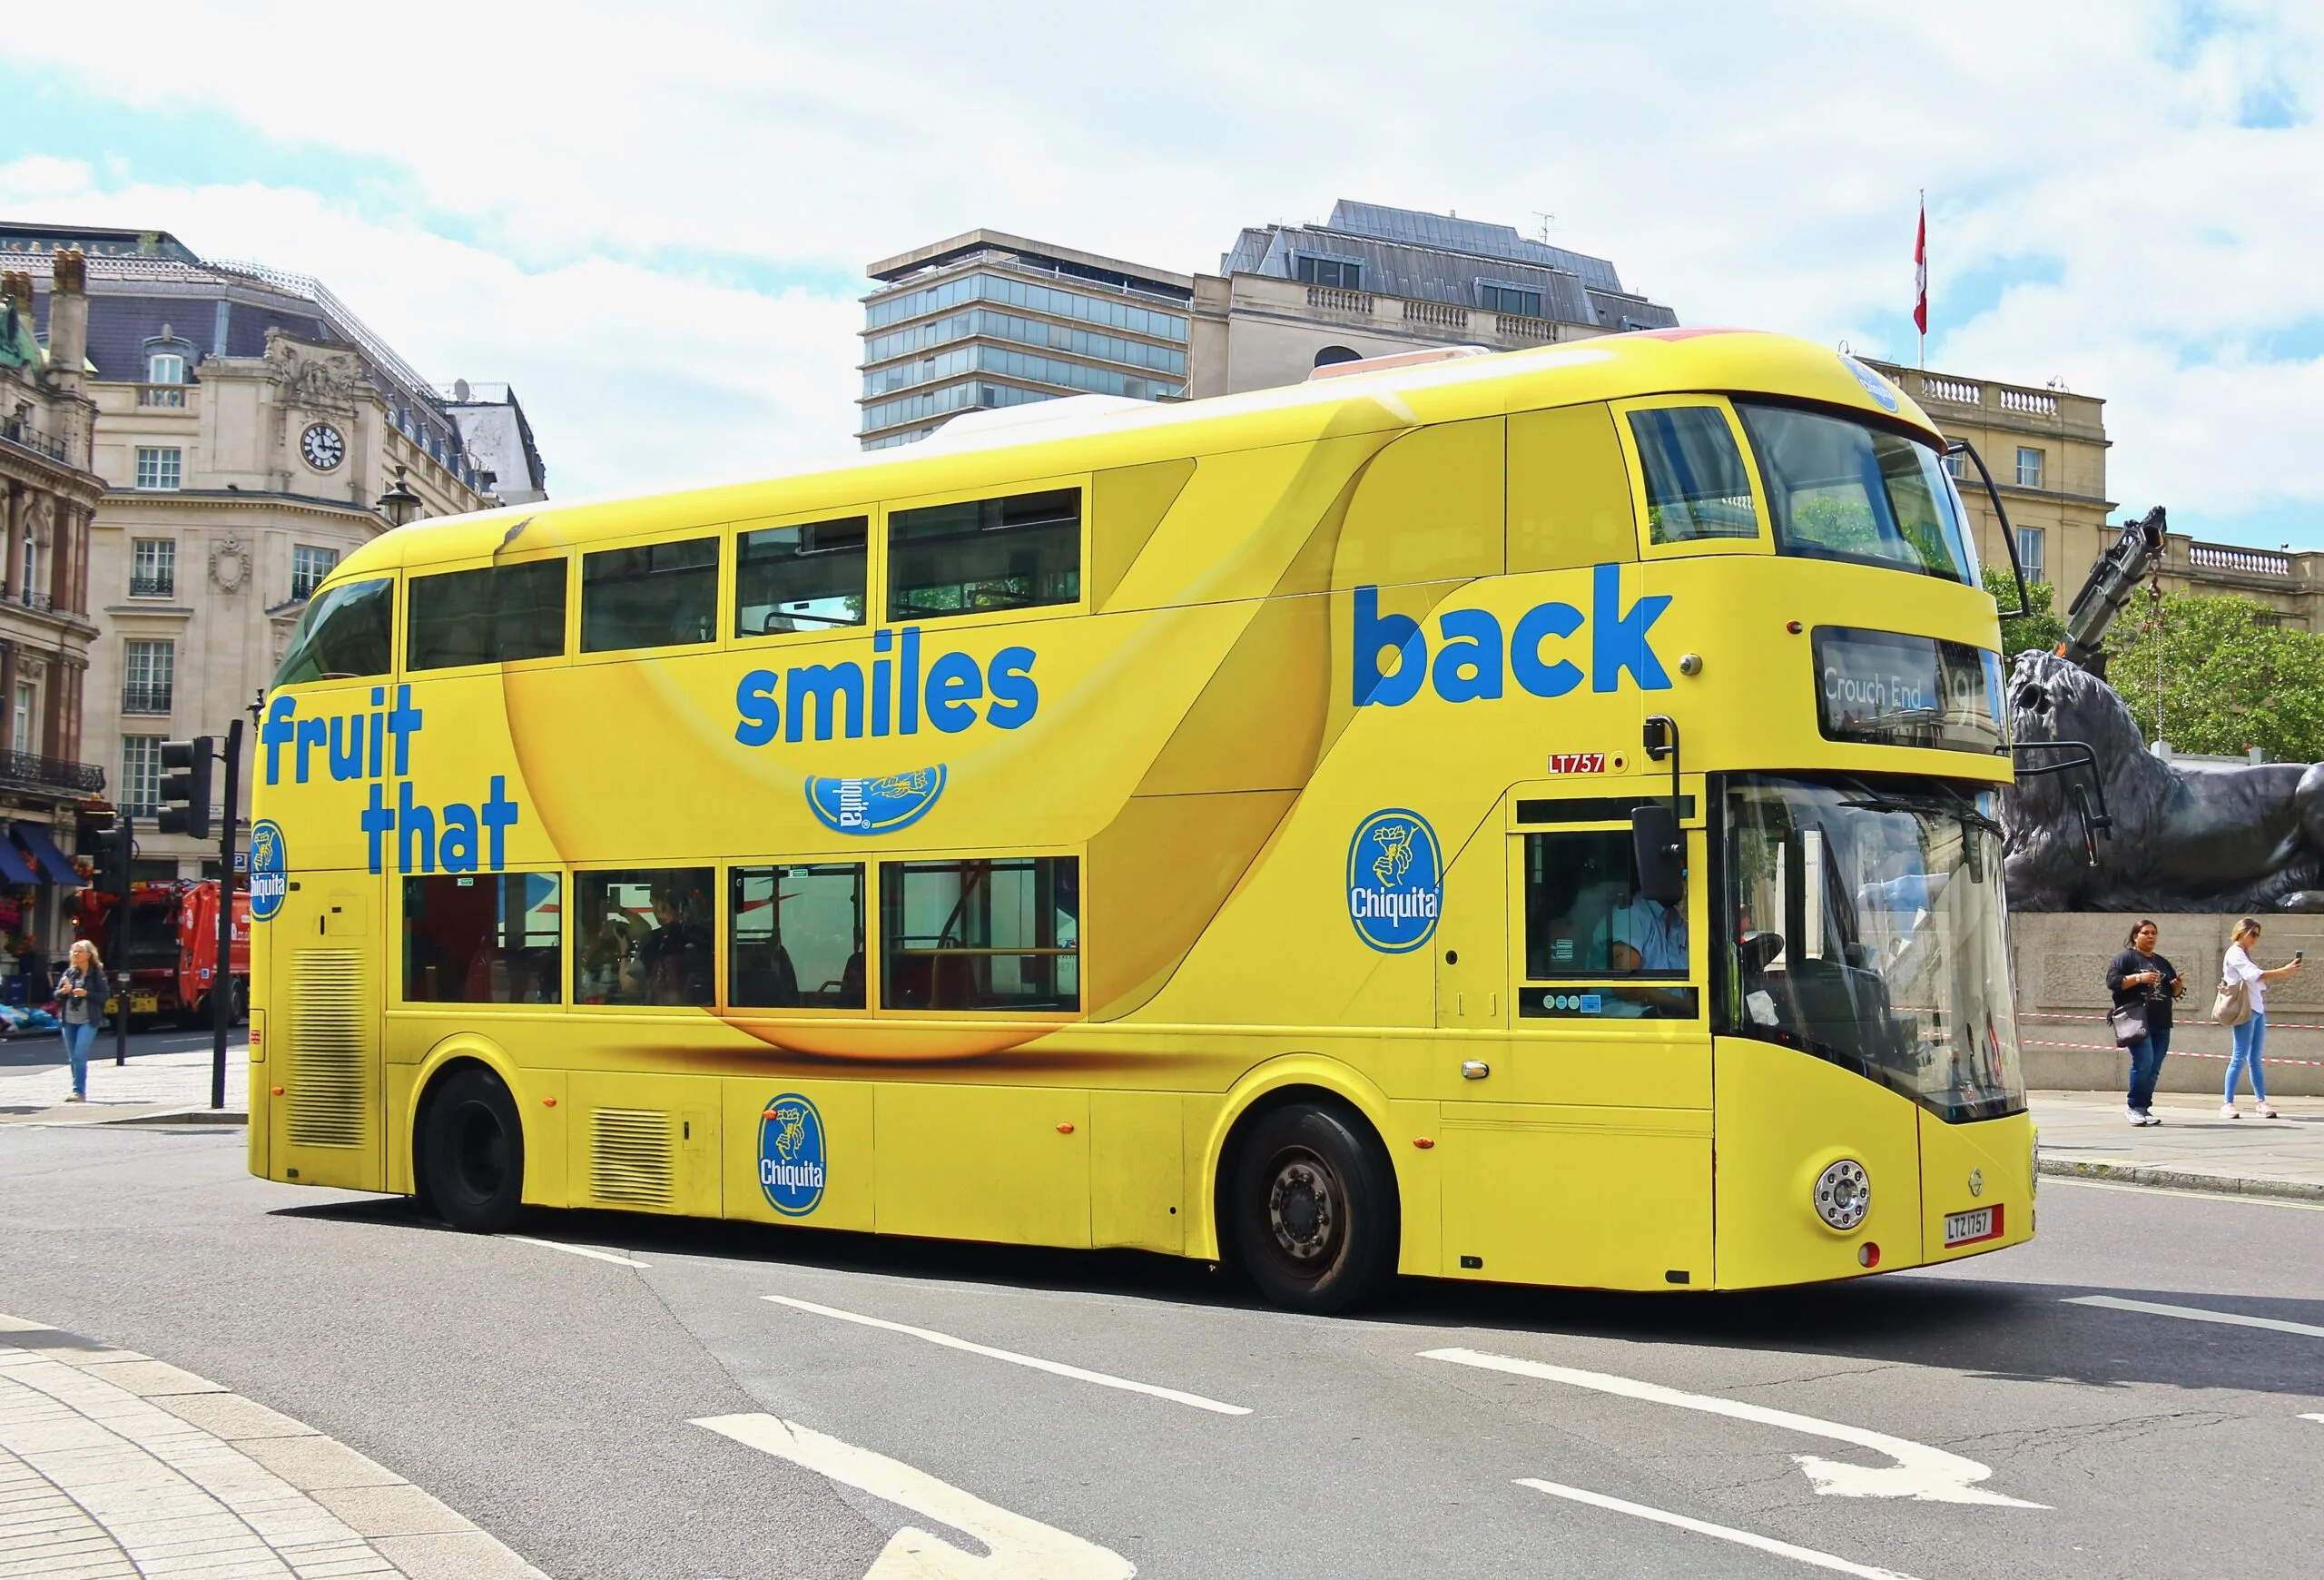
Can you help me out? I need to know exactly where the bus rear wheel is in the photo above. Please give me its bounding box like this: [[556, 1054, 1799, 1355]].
[[1231, 1102, 1397, 1314], [419, 1067, 525, 1233]]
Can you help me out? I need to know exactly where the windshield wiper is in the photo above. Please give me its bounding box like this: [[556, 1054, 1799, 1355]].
[[1839, 794, 2004, 839]]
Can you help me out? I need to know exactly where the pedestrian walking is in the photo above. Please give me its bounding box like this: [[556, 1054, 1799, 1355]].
[[54, 939, 109, 1104], [2106, 919, 2182, 1125], [2218, 917, 2299, 1120]]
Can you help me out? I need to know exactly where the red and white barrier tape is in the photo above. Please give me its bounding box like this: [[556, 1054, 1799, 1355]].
[[2023, 1037, 2324, 1067], [2021, 1009, 2324, 1033]]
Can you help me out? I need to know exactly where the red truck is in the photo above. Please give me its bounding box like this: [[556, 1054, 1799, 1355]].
[[73, 880, 250, 1026]]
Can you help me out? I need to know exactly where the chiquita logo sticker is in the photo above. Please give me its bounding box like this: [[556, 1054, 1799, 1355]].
[[805, 766, 947, 836], [758, 1092, 827, 1217], [248, 820, 289, 922], [1346, 809, 1443, 953]]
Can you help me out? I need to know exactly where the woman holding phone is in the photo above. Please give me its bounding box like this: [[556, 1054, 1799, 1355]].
[[2221, 917, 2299, 1119]]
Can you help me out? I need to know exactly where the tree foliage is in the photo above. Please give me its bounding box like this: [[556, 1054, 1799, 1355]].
[[2100, 588, 2324, 762], [1982, 565, 2068, 659]]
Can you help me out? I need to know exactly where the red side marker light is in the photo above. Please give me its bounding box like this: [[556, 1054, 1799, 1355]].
[[1787, 620, 1804, 635], [1057, 1122, 1075, 1134], [543, 1097, 557, 1108], [1413, 1137, 1435, 1150], [270, 1085, 283, 1096], [1858, 1242, 1881, 1269]]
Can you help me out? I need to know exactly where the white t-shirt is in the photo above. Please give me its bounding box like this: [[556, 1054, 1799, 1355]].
[[2225, 943, 2267, 1014]]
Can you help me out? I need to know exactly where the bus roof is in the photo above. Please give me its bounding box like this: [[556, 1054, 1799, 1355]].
[[330, 329, 1940, 578]]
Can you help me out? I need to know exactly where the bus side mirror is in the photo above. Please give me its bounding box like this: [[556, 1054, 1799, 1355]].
[[1631, 804, 1685, 906]]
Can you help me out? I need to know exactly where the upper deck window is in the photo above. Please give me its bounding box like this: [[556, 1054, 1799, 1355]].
[[1738, 404, 1974, 584], [272, 578, 392, 686], [888, 489, 1080, 622], [582, 537, 718, 652], [736, 516, 868, 636], [1627, 408, 1759, 543], [408, 560, 567, 670]]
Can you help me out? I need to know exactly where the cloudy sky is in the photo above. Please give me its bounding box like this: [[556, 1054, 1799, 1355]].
[[4, 1, 2319, 545]]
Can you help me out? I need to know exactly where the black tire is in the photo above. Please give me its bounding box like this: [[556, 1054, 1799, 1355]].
[[419, 1066, 526, 1232], [1230, 1101, 1399, 1314]]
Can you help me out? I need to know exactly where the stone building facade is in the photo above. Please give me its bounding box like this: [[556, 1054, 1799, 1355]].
[[0, 252, 106, 953], [8, 226, 537, 879], [1861, 359, 2113, 595], [1190, 201, 1678, 397]]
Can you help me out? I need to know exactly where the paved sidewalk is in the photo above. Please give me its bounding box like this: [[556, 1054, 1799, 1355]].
[[0, 1044, 248, 1126], [2033, 1089, 2324, 1200], [0, 1312, 547, 1579]]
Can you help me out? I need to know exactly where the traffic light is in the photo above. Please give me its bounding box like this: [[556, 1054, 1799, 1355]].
[[158, 737, 214, 839], [95, 819, 133, 897]]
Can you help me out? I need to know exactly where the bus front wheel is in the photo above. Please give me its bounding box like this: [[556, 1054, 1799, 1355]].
[[1231, 1102, 1397, 1314], [419, 1066, 525, 1233]]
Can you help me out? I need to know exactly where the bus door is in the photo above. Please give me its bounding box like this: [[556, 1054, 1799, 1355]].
[[265, 875, 384, 1191], [1435, 780, 1714, 1290]]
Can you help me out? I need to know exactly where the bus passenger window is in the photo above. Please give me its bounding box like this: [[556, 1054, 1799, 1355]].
[[888, 489, 1080, 622], [881, 856, 1078, 1012], [736, 518, 868, 636], [273, 577, 393, 686], [574, 868, 714, 1007], [731, 863, 865, 1009], [1523, 829, 1689, 978], [401, 873, 562, 1003], [581, 538, 719, 652], [1627, 408, 1759, 544], [408, 559, 567, 670]]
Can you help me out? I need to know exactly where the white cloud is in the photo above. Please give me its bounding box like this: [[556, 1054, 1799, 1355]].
[[5, 1, 2323, 538]]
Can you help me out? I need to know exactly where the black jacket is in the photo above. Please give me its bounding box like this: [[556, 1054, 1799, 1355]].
[[2106, 948, 2179, 1028]]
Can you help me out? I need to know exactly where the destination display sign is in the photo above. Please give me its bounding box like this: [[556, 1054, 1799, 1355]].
[[1811, 627, 2006, 754]]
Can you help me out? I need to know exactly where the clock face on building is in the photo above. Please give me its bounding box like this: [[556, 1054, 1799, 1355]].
[[300, 422, 346, 472]]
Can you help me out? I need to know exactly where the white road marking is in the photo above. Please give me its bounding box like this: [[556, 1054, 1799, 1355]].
[[2300, 1414, 2324, 1423], [694, 1412, 1135, 1578], [2064, 1294, 2324, 1338], [1518, 1480, 1924, 1580], [2045, 1177, 2324, 1212], [1424, 1348, 2043, 1506], [504, 1234, 647, 1268], [763, 1293, 1250, 1416]]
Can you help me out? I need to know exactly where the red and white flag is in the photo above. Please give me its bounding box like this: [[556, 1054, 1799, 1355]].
[[1913, 201, 1928, 336]]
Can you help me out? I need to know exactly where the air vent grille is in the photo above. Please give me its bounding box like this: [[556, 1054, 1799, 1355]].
[[288, 950, 365, 1149], [590, 1109, 675, 1208]]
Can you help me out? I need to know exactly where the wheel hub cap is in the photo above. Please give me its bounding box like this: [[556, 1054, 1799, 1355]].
[[1267, 1156, 1336, 1261]]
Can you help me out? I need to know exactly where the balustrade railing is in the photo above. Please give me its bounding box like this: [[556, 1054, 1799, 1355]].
[[129, 574, 174, 599], [1918, 375, 1981, 405], [121, 684, 173, 716], [134, 383, 190, 409], [0, 415, 68, 463], [1403, 300, 1469, 330], [2188, 542, 2292, 578], [1495, 312, 1555, 341], [1998, 387, 2058, 416], [0, 750, 104, 795], [1305, 285, 1375, 316]]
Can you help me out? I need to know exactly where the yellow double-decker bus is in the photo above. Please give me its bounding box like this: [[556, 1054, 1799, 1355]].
[[249, 328, 2032, 1311]]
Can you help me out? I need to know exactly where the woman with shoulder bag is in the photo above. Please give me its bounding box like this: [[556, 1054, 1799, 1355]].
[[2220, 917, 2299, 1119], [2107, 919, 2181, 1126], [54, 939, 110, 1104]]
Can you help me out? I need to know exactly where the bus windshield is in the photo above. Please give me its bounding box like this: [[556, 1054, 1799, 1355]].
[[1738, 404, 1977, 585], [1719, 774, 2024, 1123]]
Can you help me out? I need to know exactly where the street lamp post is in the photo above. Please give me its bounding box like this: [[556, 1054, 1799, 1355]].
[[376, 464, 422, 528]]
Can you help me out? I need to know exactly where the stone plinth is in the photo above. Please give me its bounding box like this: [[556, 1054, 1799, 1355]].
[[2009, 911, 2324, 1098]]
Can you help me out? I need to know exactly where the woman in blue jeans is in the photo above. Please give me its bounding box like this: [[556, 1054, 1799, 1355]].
[[2221, 916, 2299, 1120], [54, 939, 109, 1103], [2106, 920, 2181, 1125]]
